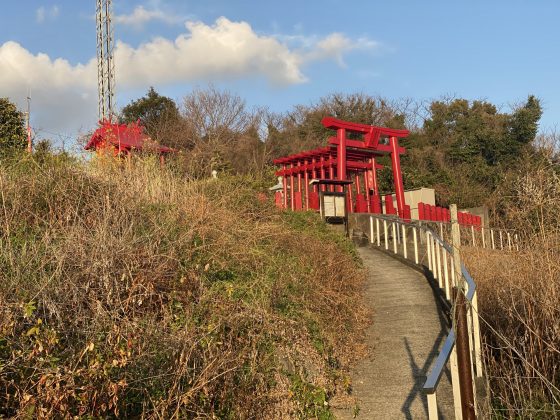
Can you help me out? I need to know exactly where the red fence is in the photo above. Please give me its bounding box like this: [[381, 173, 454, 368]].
[[274, 193, 479, 227], [417, 202, 481, 227]]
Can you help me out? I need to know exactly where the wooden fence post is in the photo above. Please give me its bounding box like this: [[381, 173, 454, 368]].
[[451, 204, 476, 420]]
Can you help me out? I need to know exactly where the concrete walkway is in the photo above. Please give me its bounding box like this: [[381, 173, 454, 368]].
[[334, 247, 455, 420]]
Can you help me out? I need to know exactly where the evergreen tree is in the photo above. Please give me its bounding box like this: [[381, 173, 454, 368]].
[[507, 95, 542, 159], [0, 98, 26, 158], [120, 87, 180, 139], [403, 96, 542, 207]]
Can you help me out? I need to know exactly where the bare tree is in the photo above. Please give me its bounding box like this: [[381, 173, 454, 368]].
[[177, 86, 265, 177], [182, 85, 257, 143]]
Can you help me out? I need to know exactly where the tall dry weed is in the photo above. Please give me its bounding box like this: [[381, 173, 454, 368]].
[[464, 159, 560, 418], [0, 154, 367, 418]]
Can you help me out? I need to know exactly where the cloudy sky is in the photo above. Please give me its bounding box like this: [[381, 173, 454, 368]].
[[1, 0, 559, 148]]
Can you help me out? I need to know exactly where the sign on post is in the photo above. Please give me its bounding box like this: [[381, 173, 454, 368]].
[[310, 179, 353, 236], [321, 192, 346, 219]]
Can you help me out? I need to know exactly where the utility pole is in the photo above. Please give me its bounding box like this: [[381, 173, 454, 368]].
[[25, 94, 32, 153], [450, 204, 476, 420]]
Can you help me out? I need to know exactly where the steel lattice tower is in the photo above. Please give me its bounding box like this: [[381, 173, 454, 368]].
[[96, 0, 115, 122]]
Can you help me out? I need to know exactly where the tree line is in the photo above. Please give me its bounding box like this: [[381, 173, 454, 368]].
[[1, 87, 556, 211], [117, 87, 551, 209]]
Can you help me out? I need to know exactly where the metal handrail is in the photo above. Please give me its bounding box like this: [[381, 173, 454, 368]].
[[422, 225, 478, 413], [361, 214, 483, 419], [461, 266, 476, 302], [423, 329, 456, 393]]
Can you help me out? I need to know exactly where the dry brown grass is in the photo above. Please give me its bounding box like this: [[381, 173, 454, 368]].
[[0, 154, 368, 418], [463, 161, 560, 418], [464, 242, 560, 418]]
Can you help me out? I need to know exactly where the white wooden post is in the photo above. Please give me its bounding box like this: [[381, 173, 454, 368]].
[[499, 230, 503, 249], [376, 218, 381, 247], [402, 224, 408, 259], [491, 229, 495, 250], [467, 304, 474, 368], [471, 225, 475, 247], [369, 216, 374, 244], [450, 348, 463, 420], [432, 237, 438, 279], [466, 305, 479, 416], [451, 256, 456, 288], [436, 241, 443, 289], [450, 204, 476, 419], [432, 236, 438, 280], [392, 222, 398, 254], [384, 220, 389, 250], [413, 227, 419, 264], [427, 392, 438, 420], [472, 290, 483, 377], [481, 227, 486, 248], [443, 249, 450, 300], [427, 232, 432, 271], [450, 204, 464, 293], [450, 207, 464, 420]]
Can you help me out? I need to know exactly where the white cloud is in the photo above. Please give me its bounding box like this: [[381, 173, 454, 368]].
[[116, 17, 308, 86], [114, 5, 184, 28], [36, 7, 45, 23], [301, 33, 380, 67], [36, 5, 59, 23], [313, 33, 356, 67], [0, 41, 97, 137], [0, 17, 379, 135]]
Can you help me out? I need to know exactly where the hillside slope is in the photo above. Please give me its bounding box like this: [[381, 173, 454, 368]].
[[0, 155, 368, 418]]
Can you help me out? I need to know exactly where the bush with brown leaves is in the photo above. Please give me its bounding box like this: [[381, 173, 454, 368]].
[[0, 154, 367, 418]]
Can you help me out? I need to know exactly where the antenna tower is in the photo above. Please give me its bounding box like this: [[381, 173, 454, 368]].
[[96, 0, 115, 122]]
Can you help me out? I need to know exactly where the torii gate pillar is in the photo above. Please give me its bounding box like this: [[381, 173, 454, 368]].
[[337, 128, 347, 190], [390, 136, 406, 218]]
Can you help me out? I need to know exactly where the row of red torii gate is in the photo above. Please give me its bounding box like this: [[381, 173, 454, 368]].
[[274, 117, 411, 218], [273, 117, 482, 227]]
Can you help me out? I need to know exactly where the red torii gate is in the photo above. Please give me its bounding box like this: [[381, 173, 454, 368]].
[[274, 117, 410, 217]]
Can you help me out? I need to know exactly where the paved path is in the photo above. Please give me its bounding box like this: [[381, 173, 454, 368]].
[[334, 247, 455, 420]]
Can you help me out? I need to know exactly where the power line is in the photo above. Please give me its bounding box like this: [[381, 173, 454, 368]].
[[35, 129, 76, 140]]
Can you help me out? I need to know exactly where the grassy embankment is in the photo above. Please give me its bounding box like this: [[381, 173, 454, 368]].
[[0, 154, 368, 418], [463, 164, 560, 418]]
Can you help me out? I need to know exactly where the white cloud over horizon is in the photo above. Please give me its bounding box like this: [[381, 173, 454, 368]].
[[116, 18, 308, 87], [0, 17, 379, 137], [114, 5, 185, 28], [36, 5, 60, 23], [0, 41, 97, 140]]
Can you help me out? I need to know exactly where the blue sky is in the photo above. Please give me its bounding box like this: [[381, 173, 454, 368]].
[[1, 0, 558, 147]]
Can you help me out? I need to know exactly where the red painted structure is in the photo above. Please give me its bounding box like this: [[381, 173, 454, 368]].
[[417, 202, 481, 227], [85, 120, 174, 160], [274, 117, 410, 217]]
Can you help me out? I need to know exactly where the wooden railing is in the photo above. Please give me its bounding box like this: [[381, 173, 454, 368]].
[[417, 220, 519, 252], [362, 213, 485, 419]]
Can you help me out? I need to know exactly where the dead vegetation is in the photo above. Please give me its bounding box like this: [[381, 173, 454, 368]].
[[0, 153, 368, 418], [463, 156, 560, 418]]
